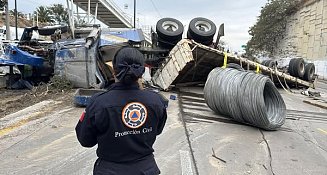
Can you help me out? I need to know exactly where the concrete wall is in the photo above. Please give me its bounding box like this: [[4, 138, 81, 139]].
[[275, 0, 327, 79]]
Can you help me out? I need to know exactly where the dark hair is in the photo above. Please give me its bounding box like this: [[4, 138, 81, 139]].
[[113, 47, 145, 85]]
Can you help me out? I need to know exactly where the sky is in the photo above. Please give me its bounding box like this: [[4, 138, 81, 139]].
[[8, 0, 267, 51]]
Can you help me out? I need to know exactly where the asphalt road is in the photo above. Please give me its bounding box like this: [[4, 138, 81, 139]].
[[0, 86, 326, 175]]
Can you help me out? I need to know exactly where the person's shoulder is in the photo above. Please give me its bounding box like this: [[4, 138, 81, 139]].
[[87, 90, 110, 110], [90, 91, 108, 101]]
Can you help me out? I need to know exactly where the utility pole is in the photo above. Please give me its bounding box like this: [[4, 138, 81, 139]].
[[36, 11, 39, 26], [14, 0, 18, 40], [133, 0, 136, 28], [87, 0, 90, 23], [5, 0, 10, 40]]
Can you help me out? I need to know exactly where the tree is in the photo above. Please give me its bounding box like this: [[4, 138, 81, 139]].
[[35, 6, 54, 23], [48, 4, 69, 24], [246, 0, 301, 57], [9, 9, 25, 18], [0, 0, 6, 11]]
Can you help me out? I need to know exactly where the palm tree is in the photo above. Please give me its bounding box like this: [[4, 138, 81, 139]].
[[9, 9, 25, 18], [35, 6, 54, 23], [48, 4, 69, 24]]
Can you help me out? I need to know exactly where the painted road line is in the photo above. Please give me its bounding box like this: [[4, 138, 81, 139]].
[[317, 128, 327, 135], [0, 104, 69, 138], [0, 100, 56, 130], [0, 112, 42, 137], [179, 150, 194, 175]]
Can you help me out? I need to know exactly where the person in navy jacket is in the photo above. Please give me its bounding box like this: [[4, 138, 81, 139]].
[[76, 47, 167, 175]]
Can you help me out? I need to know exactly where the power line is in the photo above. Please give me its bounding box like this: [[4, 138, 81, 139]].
[[148, 0, 162, 18]]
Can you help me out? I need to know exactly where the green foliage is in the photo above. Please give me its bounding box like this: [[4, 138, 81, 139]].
[[9, 10, 25, 18], [35, 6, 54, 23], [48, 4, 69, 24], [246, 0, 301, 57], [2, 3, 69, 25], [35, 4, 69, 24]]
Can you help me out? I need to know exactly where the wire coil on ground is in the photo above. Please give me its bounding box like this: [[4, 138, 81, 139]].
[[204, 67, 286, 130]]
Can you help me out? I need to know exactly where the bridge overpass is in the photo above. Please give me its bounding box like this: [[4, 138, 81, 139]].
[[70, 0, 133, 28]]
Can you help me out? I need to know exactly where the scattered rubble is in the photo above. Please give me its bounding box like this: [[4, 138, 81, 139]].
[[0, 82, 74, 118]]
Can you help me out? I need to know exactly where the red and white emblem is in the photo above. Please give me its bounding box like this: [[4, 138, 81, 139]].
[[122, 102, 148, 129]]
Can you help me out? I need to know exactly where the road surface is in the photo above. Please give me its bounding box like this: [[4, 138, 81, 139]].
[[0, 86, 326, 175]]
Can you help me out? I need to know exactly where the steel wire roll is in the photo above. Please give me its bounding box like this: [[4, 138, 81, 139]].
[[204, 67, 286, 130]]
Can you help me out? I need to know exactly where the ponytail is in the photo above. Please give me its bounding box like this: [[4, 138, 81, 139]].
[[113, 47, 145, 85]]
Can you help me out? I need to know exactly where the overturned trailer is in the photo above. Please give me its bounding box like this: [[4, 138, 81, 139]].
[[62, 28, 314, 93], [152, 39, 315, 91]]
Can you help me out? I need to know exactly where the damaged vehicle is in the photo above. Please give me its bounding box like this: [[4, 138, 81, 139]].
[[1, 25, 68, 89]]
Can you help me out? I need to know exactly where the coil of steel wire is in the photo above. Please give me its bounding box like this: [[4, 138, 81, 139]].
[[204, 67, 286, 130]]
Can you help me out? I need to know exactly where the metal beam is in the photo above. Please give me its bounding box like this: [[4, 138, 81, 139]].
[[87, 0, 90, 23], [94, 2, 98, 24], [71, 0, 75, 37], [73, 0, 132, 28], [97, 0, 132, 28], [133, 0, 136, 28], [15, 0, 18, 40], [5, 0, 10, 40], [76, 2, 79, 23]]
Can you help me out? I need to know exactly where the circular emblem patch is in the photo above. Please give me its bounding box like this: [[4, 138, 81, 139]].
[[122, 102, 148, 129]]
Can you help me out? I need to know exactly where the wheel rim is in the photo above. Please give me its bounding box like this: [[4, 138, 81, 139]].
[[299, 62, 304, 72], [194, 21, 212, 32], [310, 66, 314, 76], [162, 21, 179, 32]]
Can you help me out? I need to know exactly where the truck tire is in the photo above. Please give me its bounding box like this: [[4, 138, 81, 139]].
[[157, 35, 181, 49], [266, 60, 277, 68], [261, 60, 268, 66], [156, 18, 184, 42], [303, 63, 315, 81], [288, 58, 296, 76], [293, 58, 305, 78], [187, 17, 216, 45], [187, 31, 213, 45]]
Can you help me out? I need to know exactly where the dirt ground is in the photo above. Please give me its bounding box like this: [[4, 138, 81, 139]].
[[0, 85, 75, 118]]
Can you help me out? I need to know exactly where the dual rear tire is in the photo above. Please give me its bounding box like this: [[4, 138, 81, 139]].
[[262, 60, 277, 68], [288, 58, 315, 81], [187, 17, 216, 46], [288, 58, 305, 78], [303, 63, 315, 82], [156, 17, 217, 49], [156, 18, 184, 49]]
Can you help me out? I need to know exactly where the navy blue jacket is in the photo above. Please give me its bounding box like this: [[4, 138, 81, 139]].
[[75, 82, 167, 163]]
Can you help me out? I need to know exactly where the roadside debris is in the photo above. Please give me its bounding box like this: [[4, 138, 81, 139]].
[[169, 94, 177, 100], [301, 90, 321, 97], [0, 89, 73, 118], [49, 76, 73, 92], [211, 148, 226, 163]]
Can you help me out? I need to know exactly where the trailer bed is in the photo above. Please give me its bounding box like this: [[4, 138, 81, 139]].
[[152, 39, 314, 90]]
